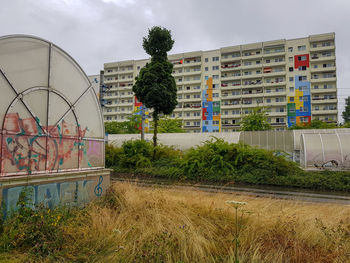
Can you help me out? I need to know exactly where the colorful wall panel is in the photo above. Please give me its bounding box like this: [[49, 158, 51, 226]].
[[287, 74, 311, 127], [134, 97, 149, 132], [202, 77, 220, 132]]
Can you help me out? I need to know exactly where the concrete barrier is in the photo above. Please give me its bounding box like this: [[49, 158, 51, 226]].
[[0, 169, 110, 217]]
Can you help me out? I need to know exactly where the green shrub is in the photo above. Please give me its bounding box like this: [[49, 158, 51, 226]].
[[0, 188, 78, 259]]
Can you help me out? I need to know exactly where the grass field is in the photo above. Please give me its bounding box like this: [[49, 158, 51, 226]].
[[2, 182, 350, 262]]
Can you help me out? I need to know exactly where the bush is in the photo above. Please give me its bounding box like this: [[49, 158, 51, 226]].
[[0, 188, 78, 259]]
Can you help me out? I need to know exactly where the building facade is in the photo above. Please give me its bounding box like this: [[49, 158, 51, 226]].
[[102, 32, 337, 132]]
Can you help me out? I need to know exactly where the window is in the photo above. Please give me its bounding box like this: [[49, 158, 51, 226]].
[[289, 67, 293, 72], [205, 58, 208, 62], [178, 95, 182, 99], [298, 76, 307, 81], [212, 56, 219, 62], [289, 87, 294, 92], [288, 47, 293, 52], [213, 84, 219, 89], [256, 60, 261, 64], [213, 112, 220, 116], [186, 112, 190, 117], [265, 59, 270, 63], [298, 45, 306, 51], [266, 98, 271, 103], [288, 57, 293, 62], [289, 77, 294, 82], [314, 85, 318, 89], [276, 118, 284, 123], [212, 66, 219, 70], [298, 55, 307, 61], [298, 66, 307, 71], [213, 75, 219, 79], [312, 43, 317, 48], [205, 67, 208, 71], [266, 88, 271, 93], [213, 93, 219, 98]]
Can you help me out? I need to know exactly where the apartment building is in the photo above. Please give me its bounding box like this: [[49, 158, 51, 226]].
[[102, 32, 337, 132]]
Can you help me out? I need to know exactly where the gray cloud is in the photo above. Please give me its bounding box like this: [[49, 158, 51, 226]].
[[1, 0, 349, 118]]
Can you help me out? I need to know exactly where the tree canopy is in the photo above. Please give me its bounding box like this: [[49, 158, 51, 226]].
[[104, 115, 141, 134], [288, 119, 337, 130], [156, 117, 184, 133], [342, 96, 350, 123], [240, 107, 272, 131], [133, 26, 177, 146]]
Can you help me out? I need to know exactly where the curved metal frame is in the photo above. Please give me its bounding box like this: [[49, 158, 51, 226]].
[[0, 35, 105, 176]]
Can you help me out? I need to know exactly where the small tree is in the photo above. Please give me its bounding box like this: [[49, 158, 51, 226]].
[[133, 26, 177, 146], [240, 107, 272, 131], [342, 96, 350, 123], [156, 117, 185, 133]]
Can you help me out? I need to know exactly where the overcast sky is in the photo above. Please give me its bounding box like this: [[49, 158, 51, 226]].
[[1, 0, 350, 118]]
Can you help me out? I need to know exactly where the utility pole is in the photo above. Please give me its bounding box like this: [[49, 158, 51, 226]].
[[141, 105, 145, 141]]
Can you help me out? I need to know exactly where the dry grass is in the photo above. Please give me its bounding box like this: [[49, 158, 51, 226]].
[[48, 182, 350, 263]]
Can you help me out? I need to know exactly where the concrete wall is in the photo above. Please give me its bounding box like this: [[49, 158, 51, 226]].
[[1, 169, 110, 217], [108, 132, 241, 150]]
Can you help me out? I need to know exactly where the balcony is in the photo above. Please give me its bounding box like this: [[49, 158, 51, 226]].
[[221, 94, 241, 100], [241, 73, 262, 80], [310, 76, 336, 83], [221, 114, 241, 119], [104, 71, 118, 76], [263, 71, 285, 77], [263, 61, 285, 67], [181, 97, 201, 102], [267, 112, 287, 117], [310, 66, 336, 73], [311, 88, 336, 93], [312, 109, 337, 115], [310, 45, 335, 52], [264, 81, 286, 87], [221, 83, 241, 90], [310, 55, 336, 62], [183, 115, 202, 120], [241, 102, 260, 108], [183, 70, 201, 76], [241, 64, 263, 70], [221, 75, 241, 81], [241, 91, 263, 98], [264, 91, 287, 97], [221, 63, 241, 70], [241, 54, 263, 60], [263, 51, 286, 58], [221, 103, 241, 109], [182, 79, 201, 85], [311, 98, 337, 104], [184, 125, 201, 129], [221, 56, 241, 63]]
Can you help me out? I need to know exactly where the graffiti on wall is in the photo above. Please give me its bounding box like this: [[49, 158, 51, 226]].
[[2, 175, 106, 217], [1, 113, 104, 176]]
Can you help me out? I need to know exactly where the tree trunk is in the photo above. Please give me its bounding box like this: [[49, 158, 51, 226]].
[[153, 111, 158, 147]]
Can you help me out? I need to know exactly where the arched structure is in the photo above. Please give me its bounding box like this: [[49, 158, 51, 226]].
[[0, 35, 104, 176], [300, 133, 350, 169]]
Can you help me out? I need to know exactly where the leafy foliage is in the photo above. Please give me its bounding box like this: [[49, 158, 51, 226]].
[[0, 188, 77, 259], [106, 138, 350, 192], [133, 26, 177, 146], [289, 119, 337, 130], [156, 116, 185, 133], [240, 107, 272, 131], [342, 96, 350, 123], [104, 115, 141, 134]]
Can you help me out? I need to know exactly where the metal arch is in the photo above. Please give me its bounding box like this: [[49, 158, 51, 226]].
[[335, 133, 344, 165], [0, 34, 104, 138], [0, 69, 47, 135], [319, 133, 325, 164]]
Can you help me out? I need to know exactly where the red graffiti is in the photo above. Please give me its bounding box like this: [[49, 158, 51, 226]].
[[1, 113, 100, 176]]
